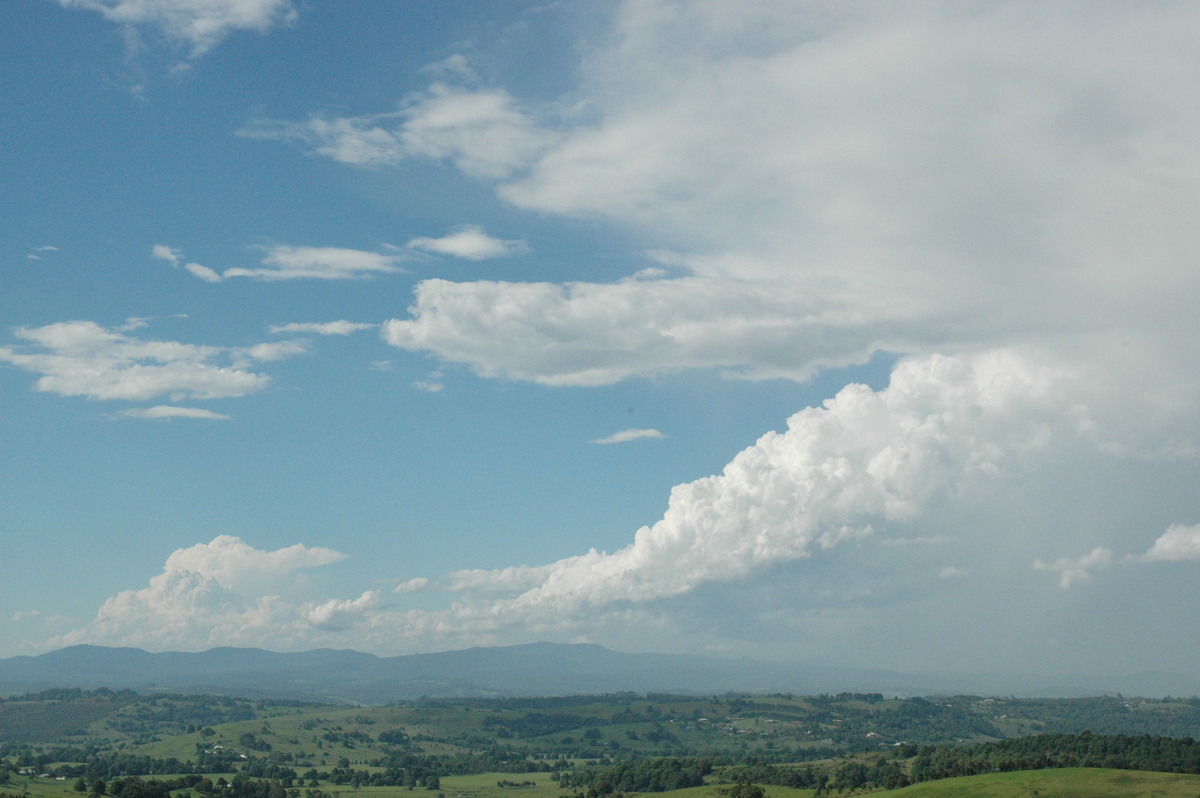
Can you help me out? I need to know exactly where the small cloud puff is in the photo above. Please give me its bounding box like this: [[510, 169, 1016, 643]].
[[1034, 548, 1114, 589], [413, 371, 444, 393], [406, 226, 529, 261], [393, 577, 429, 594], [151, 244, 182, 265], [590, 428, 666, 445]]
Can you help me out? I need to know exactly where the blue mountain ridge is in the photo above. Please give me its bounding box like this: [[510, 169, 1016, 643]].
[[2, 643, 1197, 703]]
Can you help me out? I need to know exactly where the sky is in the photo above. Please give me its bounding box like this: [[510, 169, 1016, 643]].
[[3, 0, 1200, 681]]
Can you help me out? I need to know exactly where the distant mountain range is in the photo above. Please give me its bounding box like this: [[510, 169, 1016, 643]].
[[2, 643, 1197, 703]]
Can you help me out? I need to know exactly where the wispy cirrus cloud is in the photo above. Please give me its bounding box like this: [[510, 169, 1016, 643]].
[[268, 321, 377, 336], [116, 405, 232, 421], [174, 244, 402, 282], [26, 245, 58, 260]]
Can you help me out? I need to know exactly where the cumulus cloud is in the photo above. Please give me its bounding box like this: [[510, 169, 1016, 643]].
[[58, 0, 297, 57], [435, 352, 1073, 613], [45, 536, 362, 651], [116, 405, 232, 421], [406, 226, 529, 260], [306, 591, 380, 631], [0, 320, 302, 401], [163, 535, 345, 591], [42, 3, 1200, 667], [45, 352, 1200, 660], [590, 428, 665, 445], [1137, 523, 1200, 563]]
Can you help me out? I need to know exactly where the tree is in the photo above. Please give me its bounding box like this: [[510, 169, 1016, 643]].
[[74, 780, 88, 793]]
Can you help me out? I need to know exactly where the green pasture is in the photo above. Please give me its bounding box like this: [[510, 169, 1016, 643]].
[[885, 767, 1200, 797]]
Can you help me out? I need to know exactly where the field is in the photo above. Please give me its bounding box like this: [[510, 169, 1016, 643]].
[[888, 767, 1200, 797], [10, 692, 1200, 798], [10, 768, 1200, 798]]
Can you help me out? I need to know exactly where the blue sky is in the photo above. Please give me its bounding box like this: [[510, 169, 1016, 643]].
[[4, 1, 1200, 680]]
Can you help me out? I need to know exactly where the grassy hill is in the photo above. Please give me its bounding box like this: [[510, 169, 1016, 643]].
[[885, 767, 1200, 797], [9, 692, 1200, 798]]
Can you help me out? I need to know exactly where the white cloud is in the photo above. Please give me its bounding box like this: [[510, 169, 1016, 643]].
[[445, 564, 559, 595], [412, 371, 444, 393], [58, 0, 297, 57], [117, 405, 232, 421], [0, 320, 298, 401], [393, 577, 429, 594], [187, 245, 402, 282], [590, 428, 665, 445], [44, 536, 359, 652], [241, 83, 559, 179], [234, 340, 309, 364], [185, 263, 222, 282], [26, 245, 58, 260], [383, 276, 900, 385], [1034, 547, 1115, 589], [38, 535, 388, 652], [163, 535, 345, 591], [445, 351, 1071, 612], [268, 321, 376, 336], [1136, 523, 1200, 563], [267, 3, 1193, 403], [406, 226, 529, 260], [41, 4, 1200, 667], [151, 244, 181, 265], [938, 566, 970, 580], [305, 591, 380, 631]]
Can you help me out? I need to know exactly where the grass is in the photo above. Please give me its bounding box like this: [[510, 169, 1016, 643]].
[[882, 767, 1200, 797], [11, 768, 1200, 798]]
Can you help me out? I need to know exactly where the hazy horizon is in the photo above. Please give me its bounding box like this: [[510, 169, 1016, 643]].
[[4, 1, 1200, 683]]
